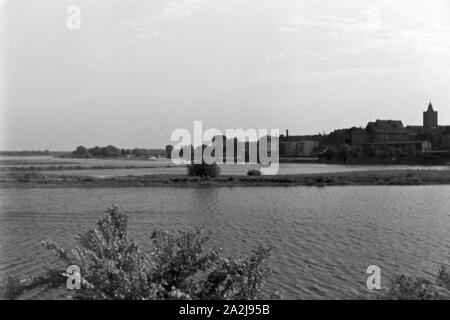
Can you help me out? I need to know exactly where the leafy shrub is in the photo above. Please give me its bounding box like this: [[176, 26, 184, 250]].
[[247, 169, 261, 176], [437, 266, 450, 289], [187, 162, 221, 178], [0, 206, 271, 300], [380, 266, 450, 300]]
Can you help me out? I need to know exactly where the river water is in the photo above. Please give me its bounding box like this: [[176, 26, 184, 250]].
[[1, 185, 449, 299]]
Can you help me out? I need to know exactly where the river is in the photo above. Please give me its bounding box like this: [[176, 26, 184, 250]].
[[1, 185, 449, 299]]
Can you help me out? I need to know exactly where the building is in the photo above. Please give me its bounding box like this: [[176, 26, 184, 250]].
[[441, 127, 450, 149], [327, 127, 367, 151], [366, 120, 408, 142], [279, 130, 320, 157], [365, 120, 422, 151], [423, 102, 438, 129], [406, 102, 450, 150], [297, 140, 319, 156]]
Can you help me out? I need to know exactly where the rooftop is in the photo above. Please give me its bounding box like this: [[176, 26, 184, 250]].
[[366, 120, 407, 132]]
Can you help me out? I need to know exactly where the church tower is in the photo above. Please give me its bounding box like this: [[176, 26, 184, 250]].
[[423, 102, 438, 129]]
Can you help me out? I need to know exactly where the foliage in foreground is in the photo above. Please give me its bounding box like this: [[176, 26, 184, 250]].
[[0, 206, 271, 300], [379, 266, 450, 300]]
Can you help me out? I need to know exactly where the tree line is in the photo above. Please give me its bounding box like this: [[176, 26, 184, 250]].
[[72, 145, 167, 158]]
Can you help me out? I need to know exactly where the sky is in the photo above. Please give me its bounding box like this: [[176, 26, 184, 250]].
[[1, 0, 450, 150]]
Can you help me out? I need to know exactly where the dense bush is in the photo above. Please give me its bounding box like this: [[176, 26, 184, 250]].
[[247, 169, 261, 176], [380, 266, 450, 300], [0, 206, 271, 300], [187, 162, 221, 178]]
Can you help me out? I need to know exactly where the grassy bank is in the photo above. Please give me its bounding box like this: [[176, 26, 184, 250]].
[[2, 169, 450, 188], [0, 164, 183, 172]]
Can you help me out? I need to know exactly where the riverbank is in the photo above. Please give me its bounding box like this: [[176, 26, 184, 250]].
[[0, 164, 183, 172], [2, 169, 450, 188]]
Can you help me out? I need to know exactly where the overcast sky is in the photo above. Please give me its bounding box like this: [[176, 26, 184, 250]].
[[1, 0, 450, 150]]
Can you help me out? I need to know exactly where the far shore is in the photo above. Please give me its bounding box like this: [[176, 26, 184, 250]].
[[2, 169, 450, 188]]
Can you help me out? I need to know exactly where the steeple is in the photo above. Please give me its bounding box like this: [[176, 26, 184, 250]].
[[423, 101, 438, 129]]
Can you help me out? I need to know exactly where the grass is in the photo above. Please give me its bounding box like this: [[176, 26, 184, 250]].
[[2, 169, 450, 188]]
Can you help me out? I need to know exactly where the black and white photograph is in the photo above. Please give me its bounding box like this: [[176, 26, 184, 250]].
[[0, 0, 450, 307]]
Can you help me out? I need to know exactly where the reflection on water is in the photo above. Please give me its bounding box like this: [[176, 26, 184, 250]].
[[0, 186, 449, 299]]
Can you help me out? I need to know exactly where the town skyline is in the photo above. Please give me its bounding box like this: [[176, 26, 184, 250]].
[[0, 100, 450, 152]]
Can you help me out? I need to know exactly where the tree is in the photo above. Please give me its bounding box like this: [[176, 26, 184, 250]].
[[88, 146, 102, 157], [0, 206, 271, 300], [73, 146, 88, 156], [322, 147, 336, 161], [367, 146, 377, 157], [337, 144, 351, 163], [247, 169, 261, 176], [417, 132, 437, 145], [355, 145, 364, 157], [103, 145, 121, 157], [188, 162, 221, 178], [165, 145, 174, 159], [187, 145, 221, 178]]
